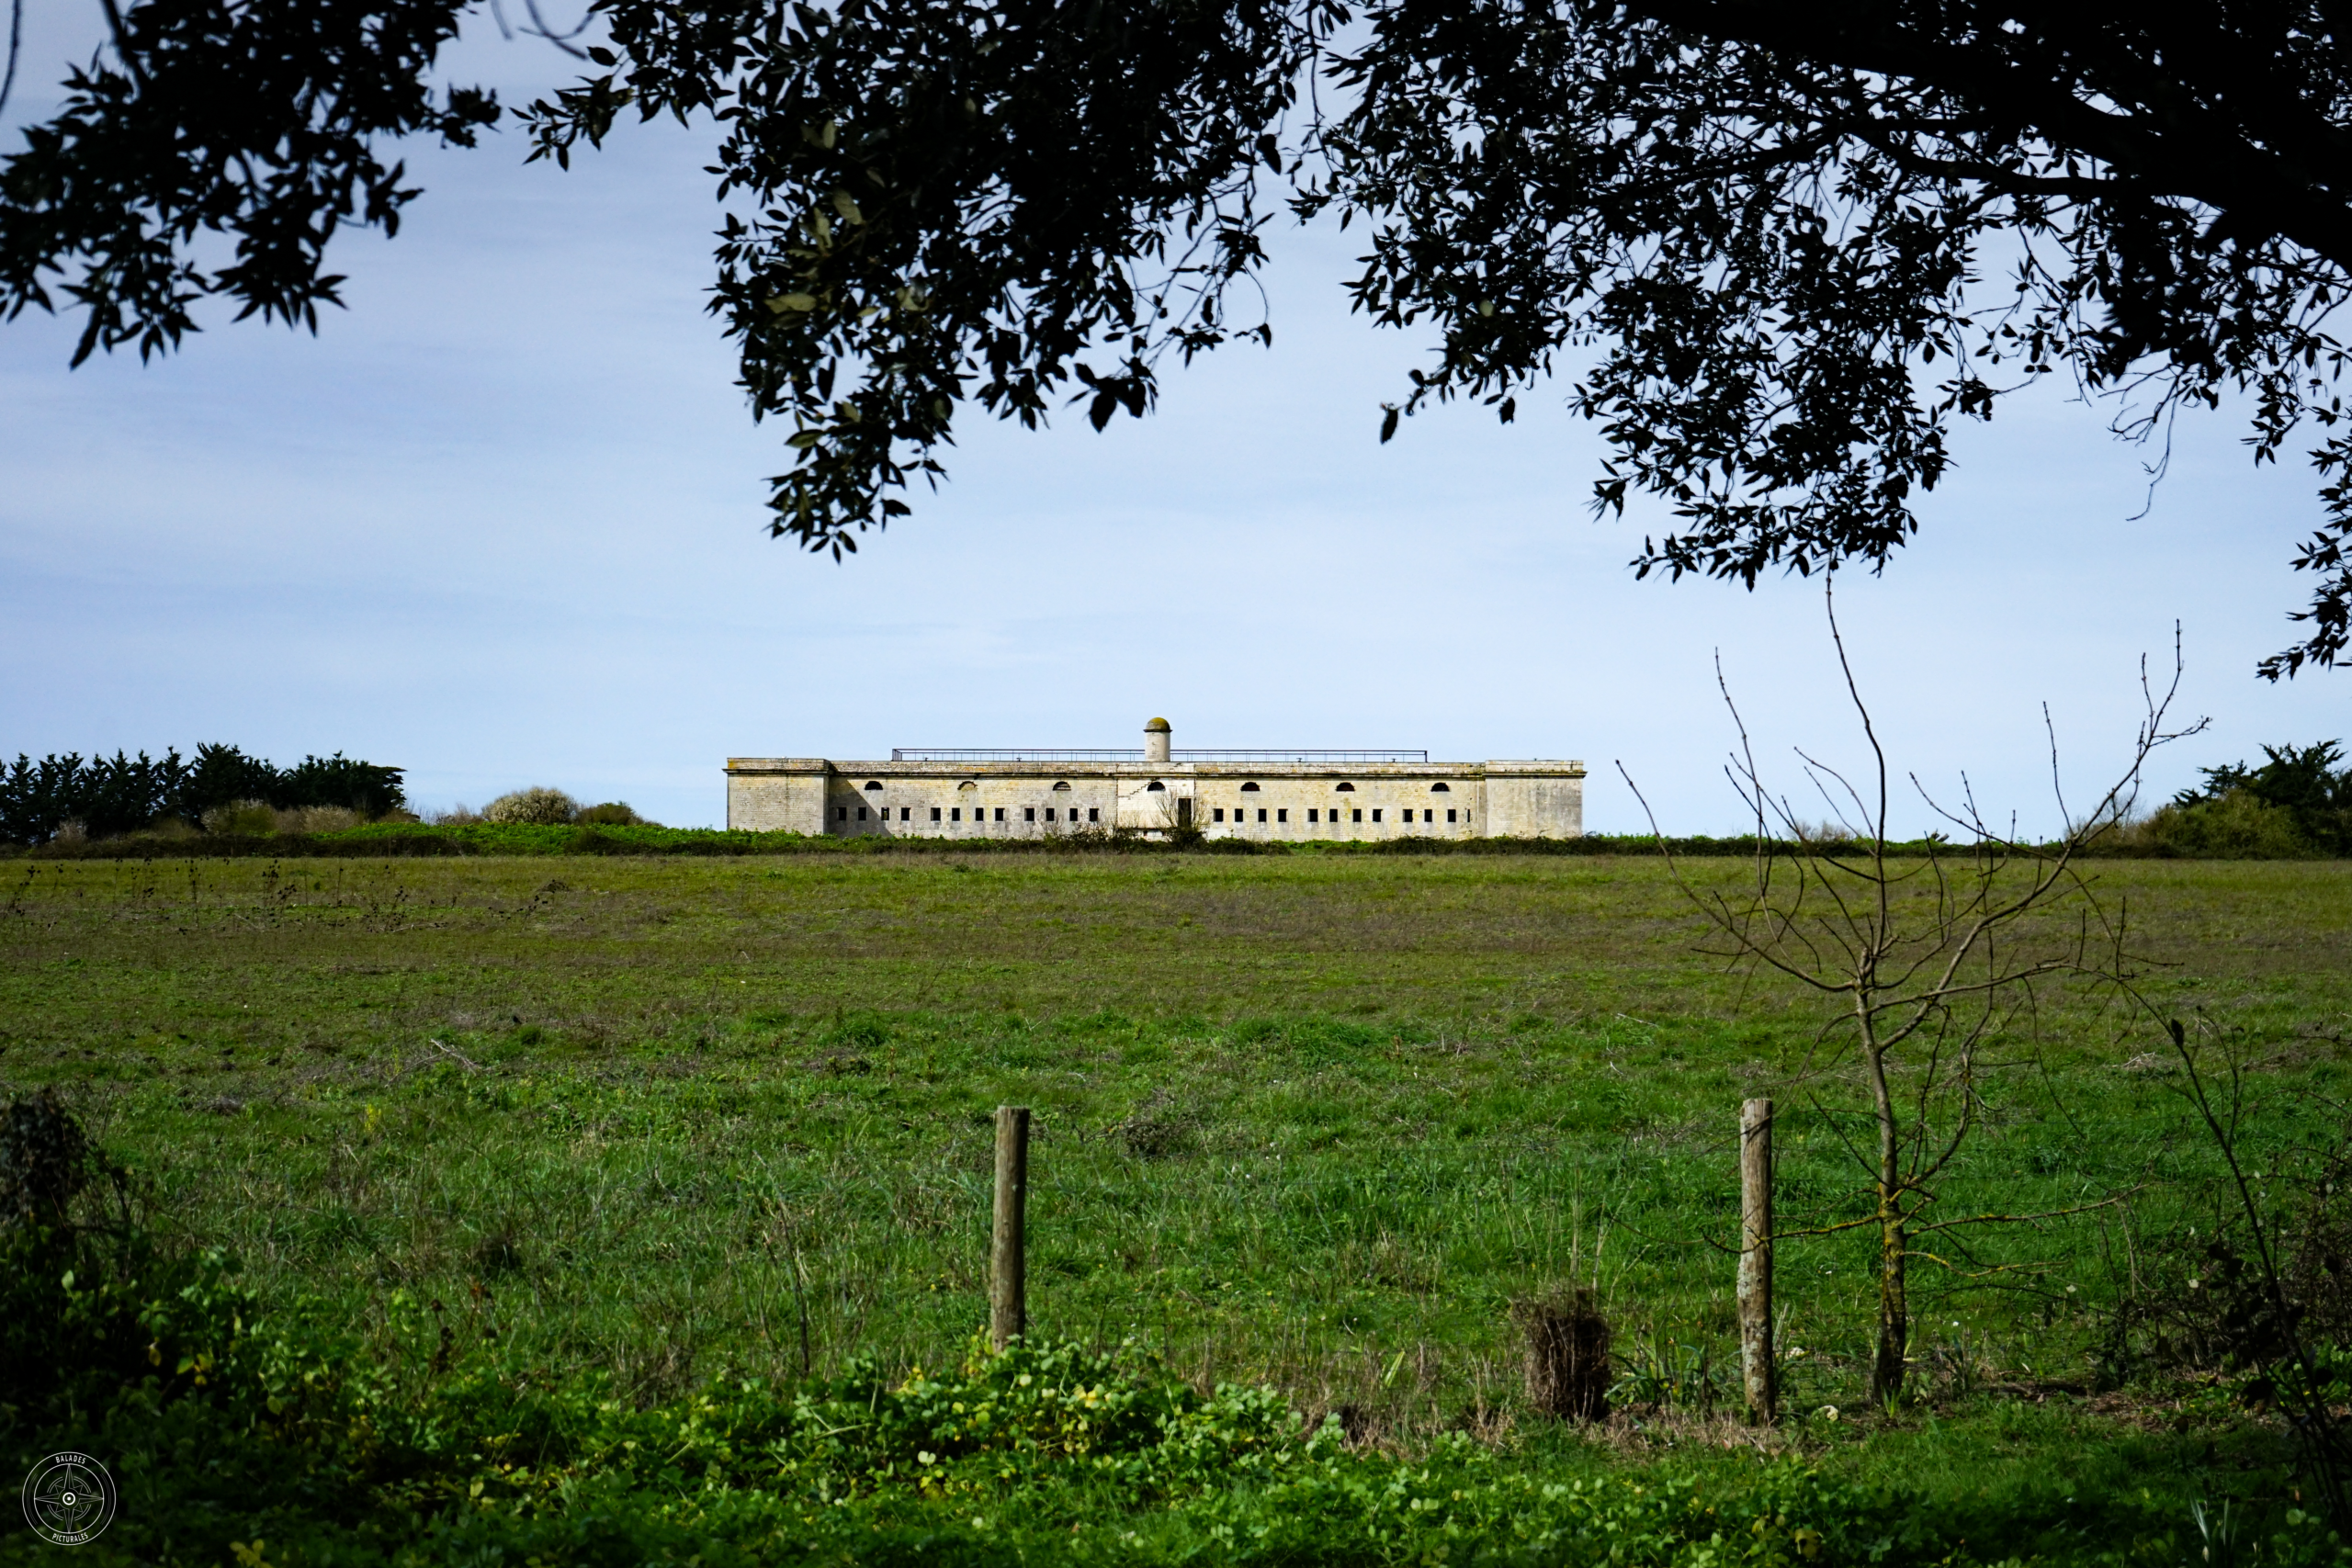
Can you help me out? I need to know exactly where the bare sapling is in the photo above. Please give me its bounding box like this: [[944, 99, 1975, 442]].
[[1622, 580, 2202, 1406]]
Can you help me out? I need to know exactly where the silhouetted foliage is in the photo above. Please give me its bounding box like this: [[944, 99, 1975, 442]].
[[0, 743, 404, 844], [11, 5, 2352, 673], [0, 0, 498, 363]]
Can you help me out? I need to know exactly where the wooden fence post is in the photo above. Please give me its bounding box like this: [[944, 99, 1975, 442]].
[[990, 1106, 1030, 1351], [1738, 1097, 1776, 1423]]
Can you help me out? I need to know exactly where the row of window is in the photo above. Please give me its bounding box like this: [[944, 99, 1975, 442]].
[[831, 804, 1460, 827], [1151, 781, 1453, 795], [1214, 807, 1457, 824], [836, 806, 1102, 823], [857, 779, 1457, 795]]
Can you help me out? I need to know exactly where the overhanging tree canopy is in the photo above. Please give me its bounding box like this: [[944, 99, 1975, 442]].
[[6, 0, 2351, 675]]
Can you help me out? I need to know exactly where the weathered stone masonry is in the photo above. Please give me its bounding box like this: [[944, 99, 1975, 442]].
[[726, 719, 1585, 840]]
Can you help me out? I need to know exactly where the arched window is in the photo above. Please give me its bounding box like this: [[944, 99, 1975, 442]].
[[1430, 782, 1450, 793], [958, 780, 978, 791], [1051, 780, 1072, 792], [1239, 781, 1261, 792], [1334, 782, 1356, 793], [864, 780, 884, 792], [1145, 780, 1167, 792]]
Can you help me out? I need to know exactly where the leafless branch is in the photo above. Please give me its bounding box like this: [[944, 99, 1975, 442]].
[[0, 0, 22, 119], [1634, 585, 2204, 1403]]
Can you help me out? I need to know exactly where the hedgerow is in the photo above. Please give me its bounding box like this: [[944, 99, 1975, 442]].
[[12, 821, 1971, 860]]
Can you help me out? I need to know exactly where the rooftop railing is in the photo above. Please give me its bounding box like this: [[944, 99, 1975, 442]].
[[888, 748, 1433, 763]]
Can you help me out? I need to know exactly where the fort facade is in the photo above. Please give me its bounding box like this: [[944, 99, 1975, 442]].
[[725, 718, 1585, 841]]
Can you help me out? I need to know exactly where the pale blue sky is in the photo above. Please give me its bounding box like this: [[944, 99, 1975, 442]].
[[3, 22, 2345, 832]]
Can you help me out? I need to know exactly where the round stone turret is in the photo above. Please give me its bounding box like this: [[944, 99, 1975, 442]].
[[1144, 716, 1171, 763]]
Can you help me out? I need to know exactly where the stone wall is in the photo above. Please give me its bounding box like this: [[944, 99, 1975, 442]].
[[725, 759, 1585, 840], [1482, 761, 1589, 840], [722, 759, 828, 835]]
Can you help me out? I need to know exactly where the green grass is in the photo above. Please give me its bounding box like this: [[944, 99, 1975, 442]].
[[18, 818, 2211, 860], [6, 852, 2350, 1561]]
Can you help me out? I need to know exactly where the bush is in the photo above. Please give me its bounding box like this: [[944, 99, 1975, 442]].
[[2117, 792, 2313, 857], [202, 798, 278, 836], [484, 786, 579, 825], [575, 800, 653, 826], [2120, 739, 2352, 858]]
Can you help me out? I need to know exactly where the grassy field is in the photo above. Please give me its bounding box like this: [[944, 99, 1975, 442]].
[[6, 851, 2351, 1562]]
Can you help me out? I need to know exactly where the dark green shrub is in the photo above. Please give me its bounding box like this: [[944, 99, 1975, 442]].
[[2122, 793, 2312, 857], [2132, 740, 2352, 857], [576, 800, 654, 825]]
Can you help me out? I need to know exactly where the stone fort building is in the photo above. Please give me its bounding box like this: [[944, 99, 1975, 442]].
[[726, 719, 1585, 841]]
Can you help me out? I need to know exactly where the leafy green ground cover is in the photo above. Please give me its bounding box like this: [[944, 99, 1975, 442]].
[[5, 853, 2349, 1563]]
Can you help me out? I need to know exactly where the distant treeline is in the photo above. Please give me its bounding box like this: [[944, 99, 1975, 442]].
[[0, 746, 406, 845]]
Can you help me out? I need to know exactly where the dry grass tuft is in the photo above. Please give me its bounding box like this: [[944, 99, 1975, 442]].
[[1112, 1091, 1199, 1157], [1511, 1290, 1611, 1421]]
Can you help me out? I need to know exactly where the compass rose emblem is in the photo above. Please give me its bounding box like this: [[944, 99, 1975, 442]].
[[22, 1453, 117, 1546]]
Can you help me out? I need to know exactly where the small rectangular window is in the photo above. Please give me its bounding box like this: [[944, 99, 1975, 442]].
[[1277, 808, 1287, 822], [951, 807, 961, 821], [1089, 807, 1100, 822], [1046, 807, 1056, 821], [1025, 807, 1035, 821], [1351, 807, 1362, 822], [1307, 808, 1318, 823], [856, 806, 867, 820], [994, 807, 1005, 821], [932, 807, 942, 821], [1446, 808, 1457, 823], [1373, 808, 1383, 822], [835, 806, 847, 820], [1213, 807, 1225, 822], [1257, 807, 1267, 823]]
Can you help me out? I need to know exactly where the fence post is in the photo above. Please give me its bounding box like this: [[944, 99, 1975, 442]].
[[990, 1106, 1030, 1351], [1738, 1097, 1776, 1423]]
